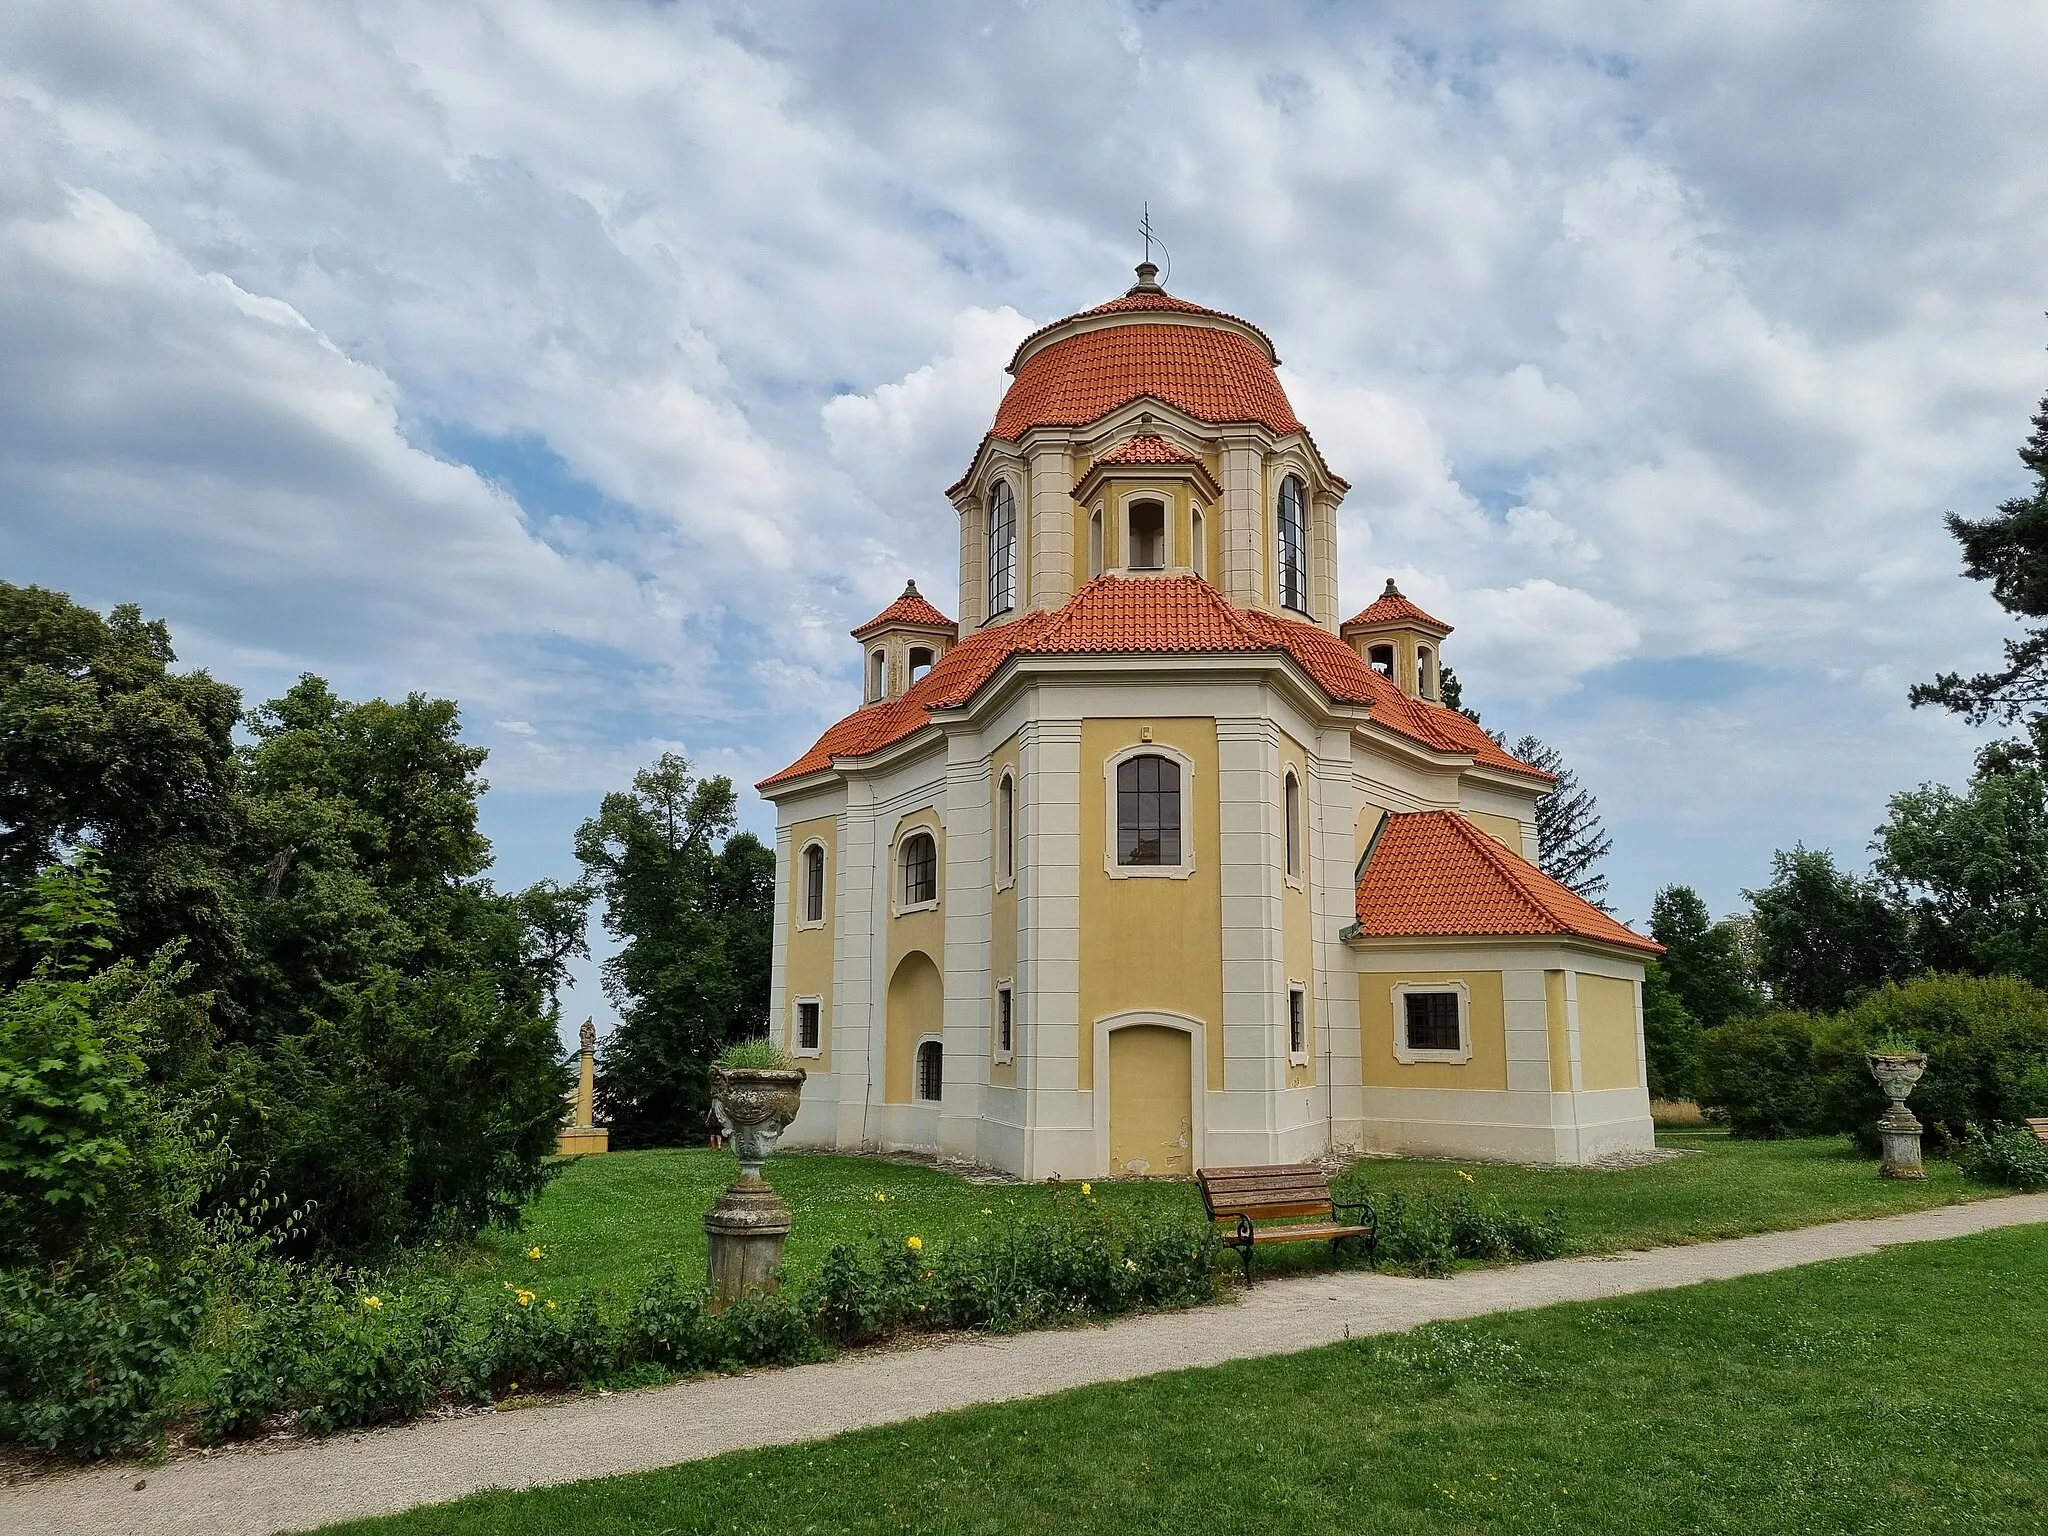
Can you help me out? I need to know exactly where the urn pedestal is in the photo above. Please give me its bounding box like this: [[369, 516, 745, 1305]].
[[703, 1065, 806, 1310], [1867, 1052, 1928, 1180]]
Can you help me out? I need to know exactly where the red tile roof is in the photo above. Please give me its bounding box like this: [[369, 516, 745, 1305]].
[[1006, 285, 1283, 371], [760, 577, 1555, 789], [1093, 433, 1199, 467], [1353, 811, 1660, 953], [850, 581, 956, 639], [1343, 579, 1453, 634], [991, 323, 1304, 443]]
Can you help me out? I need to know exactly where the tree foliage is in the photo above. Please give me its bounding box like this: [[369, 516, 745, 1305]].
[[1648, 885, 1759, 1028], [575, 752, 774, 1149], [1745, 846, 1911, 1013], [1640, 960, 1701, 1102], [1506, 735, 1614, 906], [1911, 383, 2048, 724]]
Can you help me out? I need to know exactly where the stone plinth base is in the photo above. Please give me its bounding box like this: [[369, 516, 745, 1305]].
[[704, 1179, 792, 1309], [557, 1125, 610, 1156], [1878, 1105, 1925, 1180]]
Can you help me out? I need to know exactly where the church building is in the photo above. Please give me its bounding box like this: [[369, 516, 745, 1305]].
[[758, 263, 1660, 1178]]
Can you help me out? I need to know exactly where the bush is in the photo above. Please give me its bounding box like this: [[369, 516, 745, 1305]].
[[1362, 1189, 1562, 1275], [1959, 1124, 2048, 1190], [1698, 1010, 1839, 1138], [0, 1259, 207, 1457]]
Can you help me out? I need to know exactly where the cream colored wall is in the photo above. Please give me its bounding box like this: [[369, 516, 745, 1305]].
[[988, 734, 1020, 1088], [785, 813, 836, 1070], [1465, 811, 1522, 852], [1578, 973, 1641, 1090], [1077, 717, 1224, 1092], [1358, 969, 1509, 1090], [884, 806, 946, 1103], [1280, 728, 1314, 1089]]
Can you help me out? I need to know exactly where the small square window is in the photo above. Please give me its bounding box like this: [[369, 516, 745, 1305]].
[[796, 999, 821, 1055], [1403, 991, 1461, 1053]]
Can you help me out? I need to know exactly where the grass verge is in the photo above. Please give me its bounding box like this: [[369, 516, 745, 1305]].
[[328, 1222, 2048, 1534]]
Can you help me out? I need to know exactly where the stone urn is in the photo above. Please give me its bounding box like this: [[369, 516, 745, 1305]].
[[1866, 1051, 1928, 1180], [702, 1065, 807, 1307]]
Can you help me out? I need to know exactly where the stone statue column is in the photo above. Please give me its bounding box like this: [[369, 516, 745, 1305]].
[[557, 1018, 610, 1156]]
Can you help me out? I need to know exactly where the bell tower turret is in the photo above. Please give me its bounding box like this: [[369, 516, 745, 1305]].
[[851, 580, 957, 705], [1341, 579, 1453, 702]]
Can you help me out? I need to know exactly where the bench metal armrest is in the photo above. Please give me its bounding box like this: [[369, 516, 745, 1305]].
[[1232, 1212, 1255, 1247], [1332, 1197, 1376, 1228]]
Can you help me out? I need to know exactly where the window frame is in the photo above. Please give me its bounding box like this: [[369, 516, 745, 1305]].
[[1391, 980, 1472, 1065], [1124, 495, 1168, 571], [895, 826, 941, 914], [1277, 474, 1309, 613], [1191, 505, 1206, 578], [798, 839, 828, 929], [996, 769, 1016, 889], [1088, 506, 1105, 578], [987, 479, 1017, 617], [914, 1035, 944, 1102], [1283, 769, 1302, 887], [1367, 643, 1395, 680], [907, 645, 935, 686], [1103, 742, 1196, 880], [1416, 645, 1436, 701], [867, 647, 887, 702], [994, 979, 1015, 1064], [1287, 981, 1309, 1066], [793, 995, 823, 1058]]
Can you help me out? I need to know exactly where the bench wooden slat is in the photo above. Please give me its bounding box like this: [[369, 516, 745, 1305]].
[[1196, 1163, 1377, 1285], [2026, 1118, 2048, 1147], [1245, 1223, 1370, 1245]]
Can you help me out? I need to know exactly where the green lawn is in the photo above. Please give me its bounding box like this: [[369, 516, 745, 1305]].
[[457, 1130, 1989, 1304], [330, 1222, 2048, 1534]]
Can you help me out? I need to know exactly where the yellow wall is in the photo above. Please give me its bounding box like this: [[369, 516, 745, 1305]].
[[1465, 812, 1522, 853], [885, 950, 943, 1104], [1108, 1024, 1193, 1176], [1280, 729, 1314, 1088], [1545, 970, 1570, 1091], [989, 735, 1020, 1087], [785, 814, 837, 1069], [885, 807, 945, 1101], [1359, 970, 1508, 1090], [1578, 973, 1641, 1090], [1078, 718, 1224, 1091]]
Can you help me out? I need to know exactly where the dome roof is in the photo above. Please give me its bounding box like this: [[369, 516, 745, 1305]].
[[988, 267, 1302, 443]]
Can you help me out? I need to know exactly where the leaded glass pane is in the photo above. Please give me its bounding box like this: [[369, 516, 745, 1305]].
[[1116, 754, 1182, 866]]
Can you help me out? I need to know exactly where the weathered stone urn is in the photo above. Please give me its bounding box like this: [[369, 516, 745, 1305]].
[[1867, 1051, 1928, 1180], [703, 1064, 807, 1308]]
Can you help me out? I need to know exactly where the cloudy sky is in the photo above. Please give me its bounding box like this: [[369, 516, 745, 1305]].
[[6, 1, 2044, 1039]]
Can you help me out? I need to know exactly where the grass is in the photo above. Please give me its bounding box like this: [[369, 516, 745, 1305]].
[[328, 1222, 2048, 1534], [456, 1129, 1989, 1304]]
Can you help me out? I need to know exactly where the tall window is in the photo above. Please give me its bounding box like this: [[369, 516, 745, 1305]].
[[1116, 754, 1181, 866], [797, 999, 821, 1053], [1417, 646, 1435, 700], [1284, 771, 1301, 879], [1404, 991, 1461, 1053], [916, 1039, 944, 1101], [1368, 644, 1394, 679], [1289, 986, 1306, 1059], [1089, 508, 1104, 577], [1277, 475, 1308, 612], [868, 649, 887, 700], [1191, 507, 1206, 578], [998, 772, 1015, 881], [987, 480, 1017, 615], [901, 831, 937, 906], [908, 646, 935, 685], [1128, 500, 1165, 570], [802, 843, 825, 923], [996, 982, 1014, 1057]]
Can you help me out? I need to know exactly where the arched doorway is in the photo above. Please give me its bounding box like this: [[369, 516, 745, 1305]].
[[885, 951, 943, 1104], [1108, 1024, 1192, 1176]]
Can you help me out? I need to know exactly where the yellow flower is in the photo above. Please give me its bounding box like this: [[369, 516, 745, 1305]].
[[361, 1295, 382, 1310], [906, 1235, 923, 1253], [1456, 1169, 1475, 1183], [1123, 1259, 1138, 1272], [875, 1191, 888, 1202], [545, 1299, 557, 1311], [1081, 1182, 1093, 1196], [527, 1246, 545, 1260], [515, 1288, 535, 1307], [981, 1208, 992, 1216]]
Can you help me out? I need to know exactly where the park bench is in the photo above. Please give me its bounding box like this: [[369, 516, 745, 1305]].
[[1197, 1163, 1376, 1286], [2026, 1118, 2048, 1149]]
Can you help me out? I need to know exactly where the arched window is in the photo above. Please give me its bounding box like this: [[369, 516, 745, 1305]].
[[915, 1039, 943, 1102], [1417, 646, 1435, 700], [1089, 508, 1104, 578], [1191, 506, 1206, 578], [901, 831, 938, 907], [1368, 644, 1395, 680], [998, 771, 1015, 881], [1277, 476, 1308, 612], [1284, 770, 1301, 879], [1128, 499, 1165, 570], [1116, 753, 1181, 867], [802, 842, 826, 924], [987, 480, 1017, 616], [908, 646, 935, 686], [868, 649, 887, 701]]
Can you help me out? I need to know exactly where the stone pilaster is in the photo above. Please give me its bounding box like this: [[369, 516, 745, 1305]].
[[939, 742, 991, 1160], [1219, 440, 1265, 611], [1028, 445, 1075, 611], [1215, 717, 1285, 1159], [1018, 718, 1083, 1176]]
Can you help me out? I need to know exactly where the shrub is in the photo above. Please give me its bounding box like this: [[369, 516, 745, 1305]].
[[1835, 975, 2048, 1152], [1697, 1010, 1839, 1138], [1359, 1189, 1562, 1275], [713, 1038, 795, 1070], [1959, 1124, 2048, 1190], [0, 1259, 207, 1457]]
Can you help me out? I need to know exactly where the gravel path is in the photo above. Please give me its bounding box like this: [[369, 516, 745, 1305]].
[[10, 1193, 2046, 1536]]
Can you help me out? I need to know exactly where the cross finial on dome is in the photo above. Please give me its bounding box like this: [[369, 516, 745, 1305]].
[[1128, 260, 1162, 294]]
